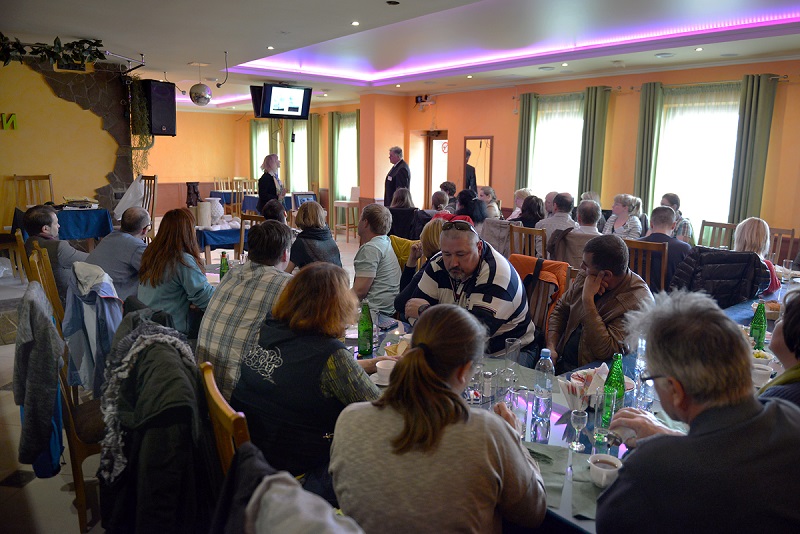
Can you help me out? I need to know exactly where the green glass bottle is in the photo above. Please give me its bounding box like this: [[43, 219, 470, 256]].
[[602, 354, 625, 428], [751, 300, 767, 350], [219, 251, 229, 279], [357, 300, 373, 359]]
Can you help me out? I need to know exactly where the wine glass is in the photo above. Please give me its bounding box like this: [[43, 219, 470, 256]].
[[570, 410, 588, 452]]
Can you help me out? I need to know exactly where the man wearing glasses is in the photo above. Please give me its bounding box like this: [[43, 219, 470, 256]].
[[86, 206, 150, 301], [596, 290, 800, 531], [405, 220, 536, 364]]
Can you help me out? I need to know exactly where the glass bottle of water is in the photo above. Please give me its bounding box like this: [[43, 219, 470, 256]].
[[532, 349, 554, 442]]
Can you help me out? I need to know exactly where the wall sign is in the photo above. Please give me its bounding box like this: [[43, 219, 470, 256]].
[[1, 113, 17, 130]]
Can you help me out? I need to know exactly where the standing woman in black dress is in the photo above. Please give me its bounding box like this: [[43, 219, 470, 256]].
[[257, 153, 284, 213]]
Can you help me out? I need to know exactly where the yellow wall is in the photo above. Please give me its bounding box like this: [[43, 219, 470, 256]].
[[0, 63, 117, 225]]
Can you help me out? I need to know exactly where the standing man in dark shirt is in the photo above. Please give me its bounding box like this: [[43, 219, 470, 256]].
[[384, 146, 410, 207], [465, 148, 477, 195]]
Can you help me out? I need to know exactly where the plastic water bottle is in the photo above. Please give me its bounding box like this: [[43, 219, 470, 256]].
[[533, 349, 554, 420]]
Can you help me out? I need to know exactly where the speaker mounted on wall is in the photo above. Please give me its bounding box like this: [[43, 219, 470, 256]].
[[137, 80, 177, 136]]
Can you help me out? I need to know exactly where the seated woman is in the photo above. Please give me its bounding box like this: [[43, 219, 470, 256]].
[[230, 263, 383, 505], [394, 218, 445, 318], [137, 208, 214, 336], [508, 194, 545, 228], [602, 193, 642, 239], [429, 190, 449, 213], [390, 187, 415, 209], [734, 217, 781, 293], [285, 201, 341, 272], [759, 288, 800, 406], [478, 186, 502, 219], [508, 188, 534, 220], [455, 189, 488, 233], [330, 304, 546, 533]]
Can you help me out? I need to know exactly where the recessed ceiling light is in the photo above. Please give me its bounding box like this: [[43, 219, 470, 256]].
[[695, 47, 703, 52], [539, 66, 555, 71], [467, 75, 473, 79], [561, 62, 568, 67], [655, 52, 675, 59], [323, 93, 328, 97], [395, 84, 401, 87], [267, 46, 274, 50], [351, 21, 359, 26]]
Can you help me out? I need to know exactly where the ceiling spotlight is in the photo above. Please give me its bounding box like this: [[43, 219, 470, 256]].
[[695, 47, 703, 52], [323, 93, 328, 97], [467, 75, 473, 79], [655, 52, 675, 59], [395, 84, 401, 87], [539, 66, 555, 71], [351, 21, 360, 26], [267, 46, 274, 50], [561, 62, 568, 67]]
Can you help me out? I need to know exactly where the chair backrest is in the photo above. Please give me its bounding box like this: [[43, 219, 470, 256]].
[[509, 254, 569, 333], [214, 176, 232, 191], [567, 266, 581, 290], [770, 227, 795, 263], [28, 246, 64, 332], [388, 207, 418, 239], [239, 213, 265, 257], [349, 186, 360, 202], [550, 230, 596, 269], [624, 239, 668, 292], [200, 362, 250, 475], [509, 226, 546, 258], [698, 220, 736, 249], [14, 174, 54, 206], [139, 174, 158, 240], [15, 229, 31, 280]]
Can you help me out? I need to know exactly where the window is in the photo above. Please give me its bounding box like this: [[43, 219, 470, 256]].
[[251, 120, 271, 179], [335, 112, 358, 200], [528, 93, 584, 198], [287, 120, 308, 192], [653, 83, 741, 223]]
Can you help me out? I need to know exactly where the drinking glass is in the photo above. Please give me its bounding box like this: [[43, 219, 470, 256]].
[[570, 410, 588, 452], [505, 338, 521, 371], [506, 386, 532, 441], [782, 259, 794, 284], [593, 389, 618, 443]]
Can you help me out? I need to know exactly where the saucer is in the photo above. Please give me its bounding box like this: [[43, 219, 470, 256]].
[[371, 374, 389, 386]]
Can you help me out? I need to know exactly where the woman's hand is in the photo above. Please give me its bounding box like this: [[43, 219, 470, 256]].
[[407, 242, 424, 268], [493, 402, 523, 435], [357, 355, 399, 375]]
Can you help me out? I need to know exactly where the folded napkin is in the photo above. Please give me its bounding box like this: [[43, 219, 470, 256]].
[[571, 453, 605, 520], [555, 377, 591, 425], [525, 442, 569, 509]]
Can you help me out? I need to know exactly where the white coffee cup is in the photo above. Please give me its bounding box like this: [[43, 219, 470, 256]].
[[588, 453, 622, 488], [376, 360, 396, 382], [751, 363, 773, 388]]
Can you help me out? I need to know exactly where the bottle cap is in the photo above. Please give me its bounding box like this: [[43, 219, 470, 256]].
[[540, 348, 551, 359]]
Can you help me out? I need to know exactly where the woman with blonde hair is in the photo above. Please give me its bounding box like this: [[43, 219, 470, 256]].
[[390, 187, 415, 209], [394, 218, 445, 317], [478, 185, 502, 219], [285, 200, 341, 272], [138, 208, 214, 335], [231, 262, 385, 505], [257, 153, 284, 213], [331, 304, 546, 533], [602, 193, 642, 239], [508, 188, 534, 220], [734, 216, 780, 292]]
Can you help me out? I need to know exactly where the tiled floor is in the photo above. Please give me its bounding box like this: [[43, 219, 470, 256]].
[[0, 229, 361, 533]]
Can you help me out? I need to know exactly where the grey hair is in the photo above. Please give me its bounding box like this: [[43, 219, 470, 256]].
[[624, 290, 753, 408]]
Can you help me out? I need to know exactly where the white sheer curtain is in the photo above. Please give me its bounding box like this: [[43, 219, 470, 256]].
[[250, 120, 271, 179], [528, 93, 584, 198], [288, 120, 308, 192], [653, 83, 741, 224], [335, 112, 358, 200]]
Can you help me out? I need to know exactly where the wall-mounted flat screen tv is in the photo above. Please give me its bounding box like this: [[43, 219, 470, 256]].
[[259, 84, 312, 120]]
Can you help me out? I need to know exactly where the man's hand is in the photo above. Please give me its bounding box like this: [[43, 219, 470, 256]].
[[582, 270, 610, 302], [357, 355, 399, 375], [609, 408, 684, 448], [407, 242, 424, 268], [405, 297, 430, 320], [545, 345, 559, 365]]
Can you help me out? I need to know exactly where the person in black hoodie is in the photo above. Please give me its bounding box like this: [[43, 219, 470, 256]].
[[284, 201, 342, 273]]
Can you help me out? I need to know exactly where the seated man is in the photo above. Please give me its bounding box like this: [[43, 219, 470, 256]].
[[550, 200, 603, 267], [638, 206, 692, 292], [405, 220, 536, 363], [660, 192, 694, 244], [597, 291, 800, 531], [546, 234, 653, 373], [86, 206, 149, 300], [23, 204, 89, 303], [575, 199, 602, 235], [536, 193, 578, 241], [440, 181, 457, 213], [352, 204, 401, 316], [196, 220, 294, 400]]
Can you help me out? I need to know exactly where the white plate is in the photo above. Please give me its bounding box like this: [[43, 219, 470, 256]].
[[370, 373, 389, 386]]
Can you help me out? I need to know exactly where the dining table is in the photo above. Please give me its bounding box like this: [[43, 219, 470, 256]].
[[195, 227, 246, 264]]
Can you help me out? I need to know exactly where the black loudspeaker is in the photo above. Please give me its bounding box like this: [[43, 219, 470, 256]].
[[140, 80, 176, 136]]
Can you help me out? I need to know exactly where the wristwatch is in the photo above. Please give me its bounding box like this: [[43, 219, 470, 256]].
[[417, 303, 431, 315]]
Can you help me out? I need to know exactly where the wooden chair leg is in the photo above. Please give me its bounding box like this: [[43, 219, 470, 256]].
[[70, 451, 90, 533]]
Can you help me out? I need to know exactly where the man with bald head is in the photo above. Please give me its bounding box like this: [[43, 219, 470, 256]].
[[86, 206, 150, 300], [544, 191, 559, 218]]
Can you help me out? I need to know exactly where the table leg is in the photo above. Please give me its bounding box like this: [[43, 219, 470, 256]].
[[344, 207, 350, 243], [333, 205, 339, 241]]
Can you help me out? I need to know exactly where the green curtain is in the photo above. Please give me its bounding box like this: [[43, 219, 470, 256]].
[[633, 82, 664, 214], [355, 109, 361, 188], [578, 86, 611, 198], [514, 93, 537, 189], [327, 111, 339, 219], [308, 113, 320, 193], [283, 119, 294, 192], [249, 119, 270, 179], [728, 74, 778, 223], [268, 118, 281, 155]]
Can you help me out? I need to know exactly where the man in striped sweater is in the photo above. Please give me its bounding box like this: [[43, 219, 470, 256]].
[[405, 220, 537, 366]]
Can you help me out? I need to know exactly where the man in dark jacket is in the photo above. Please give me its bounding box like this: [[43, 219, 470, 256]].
[[639, 206, 691, 292], [384, 146, 410, 206]]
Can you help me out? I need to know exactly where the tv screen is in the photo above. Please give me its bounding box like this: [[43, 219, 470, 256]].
[[260, 84, 312, 120], [250, 85, 264, 118]]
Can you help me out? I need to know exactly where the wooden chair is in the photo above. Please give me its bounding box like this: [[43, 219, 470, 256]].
[[140, 174, 158, 241], [567, 266, 581, 290], [239, 213, 265, 260], [624, 239, 668, 292], [15, 229, 31, 281], [333, 186, 360, 243], [698, 220, 736, 249], [231, 178, 259, 218], [29, 244, 64, 330], [508, 255, 569, 334], [0, 232, 21, 280], [770, 227, 795, 263], [510, 226, 546, 258], [200, 362, 250, 476], [14, 174, 54, 206], [214, 176, 232, 191]]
